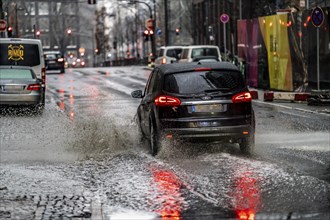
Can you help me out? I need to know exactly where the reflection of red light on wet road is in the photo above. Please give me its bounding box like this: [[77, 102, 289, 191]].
[[150, 167, 185, 220], [58, 101, 65, 110], [69, 94, 74, 104], [232, 171, 261, 220], [237, 209, 255, 220], [69, 111, 75, 121]]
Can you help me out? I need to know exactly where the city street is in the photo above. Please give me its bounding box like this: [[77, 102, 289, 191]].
[[0, 66, 329, 219]]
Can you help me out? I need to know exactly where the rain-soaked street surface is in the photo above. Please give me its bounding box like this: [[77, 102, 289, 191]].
[[1, 66, 329, 219]]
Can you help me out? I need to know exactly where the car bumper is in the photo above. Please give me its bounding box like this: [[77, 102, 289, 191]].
[[0, 93, 42, 105], [162, 125, 253, 142]]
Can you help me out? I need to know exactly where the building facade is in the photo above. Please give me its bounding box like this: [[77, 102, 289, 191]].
[[3, 0, 95, 65]]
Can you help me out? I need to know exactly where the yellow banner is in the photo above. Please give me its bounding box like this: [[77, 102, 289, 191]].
[[259, 14, 293, 91]]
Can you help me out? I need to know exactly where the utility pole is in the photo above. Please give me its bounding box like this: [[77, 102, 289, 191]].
[[164, 0, 168, 46], [0, 0, 3, 19]]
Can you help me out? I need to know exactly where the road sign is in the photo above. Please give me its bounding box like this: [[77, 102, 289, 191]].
[[146, 18, 154, 30], [311, 6, 324, 27], [156, 28, 162, 36], [0, 20, 7, 32], [220, 14, 229, 24]]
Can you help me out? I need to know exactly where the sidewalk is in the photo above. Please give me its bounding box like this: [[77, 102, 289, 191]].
[[249, 88, 330, 116]]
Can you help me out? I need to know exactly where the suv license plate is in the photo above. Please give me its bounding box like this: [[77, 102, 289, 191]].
[[191, 104, 226, 113]]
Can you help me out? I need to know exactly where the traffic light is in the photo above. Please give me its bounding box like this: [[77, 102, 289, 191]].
[[88, 0, 96, 4], [7, 26, 13, 38], [67, 28, 72, 35], [143, 30, 154, 41], [36, 30, 41, 38], [143, 30, 149, 41], [175, 27, 180, 35]]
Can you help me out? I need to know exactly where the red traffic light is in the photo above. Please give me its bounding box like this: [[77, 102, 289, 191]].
[[175, 28, 180, 35], [36, 30, 41, 37], [7, 26, 13, 37], [144, 30, 149, 35], [67, 29, 72, 35]]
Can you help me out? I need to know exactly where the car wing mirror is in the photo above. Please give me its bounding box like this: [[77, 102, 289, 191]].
[[131, 90, 143, 98]]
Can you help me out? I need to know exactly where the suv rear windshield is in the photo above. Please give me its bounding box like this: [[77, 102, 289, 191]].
[[164, 70, 245, 94], [0, 43, 40, 66]]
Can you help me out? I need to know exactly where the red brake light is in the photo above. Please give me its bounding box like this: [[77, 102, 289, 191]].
[[194, 68, 212, 71], [27, 84, 41, 91], [57, 58, 64, 62], [232, 92, 252, 103], [162, 57, 167, 64], [155, 95, 181, 107]]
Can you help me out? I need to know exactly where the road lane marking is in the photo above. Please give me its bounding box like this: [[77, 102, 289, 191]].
[[253, 100, 330, 117]]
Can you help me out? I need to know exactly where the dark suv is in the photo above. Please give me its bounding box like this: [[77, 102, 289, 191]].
[[44, 51, 65, 73], [131, 62, 255, 156]]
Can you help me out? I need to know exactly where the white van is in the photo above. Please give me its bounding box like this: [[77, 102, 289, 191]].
[[0, 38, 46, 105], [154, 46, 183, 67], [179, 45, 222, 63]]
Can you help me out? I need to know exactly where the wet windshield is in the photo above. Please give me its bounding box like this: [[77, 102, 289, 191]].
[[164, 71, 245, 94]]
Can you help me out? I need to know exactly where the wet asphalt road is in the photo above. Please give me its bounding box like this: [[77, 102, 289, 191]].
[[0, 66, 329, 219]]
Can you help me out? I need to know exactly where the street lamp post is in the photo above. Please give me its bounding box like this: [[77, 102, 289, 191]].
[[14, 3, 26, 38], [128, 0, 155, 61]]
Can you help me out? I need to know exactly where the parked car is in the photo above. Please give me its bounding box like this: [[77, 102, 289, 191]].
[[0, 38, 46, 107], [154, 46, 183, 67], [44, 51, 65, 73], [178, 45, 222, 63], [131, 62, 255, 156], [0, 66, 44, 112]]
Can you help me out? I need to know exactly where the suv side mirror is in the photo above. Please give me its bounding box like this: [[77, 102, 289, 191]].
[[131, 90, 143, 98]]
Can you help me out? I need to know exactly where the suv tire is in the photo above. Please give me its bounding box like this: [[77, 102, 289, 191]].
[[149, 122, 161, 156], [239, 133, 255, 155]]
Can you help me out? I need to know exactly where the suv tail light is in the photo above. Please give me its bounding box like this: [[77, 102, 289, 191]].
[[232, 92, 252, 103], [57, 58, 64, 62], [162, 57, 167, 64], [27, 84, 41, 91], [155, 95, 181, 107]]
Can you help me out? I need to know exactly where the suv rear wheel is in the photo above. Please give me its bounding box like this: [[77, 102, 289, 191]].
[[150, 122, 161, 156], [239, 133, 255, 155]]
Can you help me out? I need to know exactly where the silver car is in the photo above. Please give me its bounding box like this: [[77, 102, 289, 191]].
[[0, 66, 44, 110]]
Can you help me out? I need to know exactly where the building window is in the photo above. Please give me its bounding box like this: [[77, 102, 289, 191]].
[[38, 2, 49, 15], [25, 2, 36, 16], [39, 17, 49, 32]]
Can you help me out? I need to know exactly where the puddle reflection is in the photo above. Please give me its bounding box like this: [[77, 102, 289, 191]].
[[232, 171, 261, 220], [150, 166, 186, 220]]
